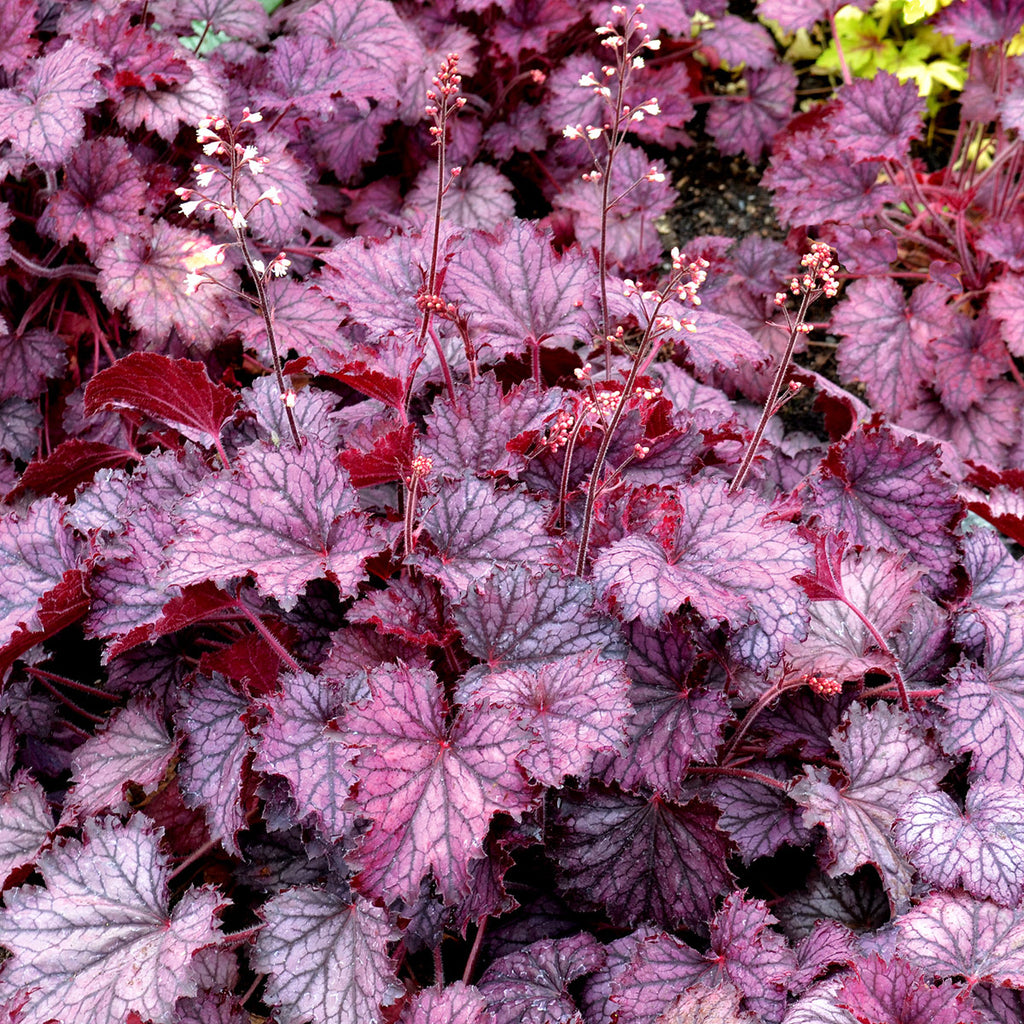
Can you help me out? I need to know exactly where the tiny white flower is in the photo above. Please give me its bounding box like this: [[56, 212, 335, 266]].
[[252, 259, 266, 275], [183, 271, 204, 295], [563, 125, 584, 139]]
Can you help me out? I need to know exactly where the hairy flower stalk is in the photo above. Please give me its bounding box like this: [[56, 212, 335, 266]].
[[562, 3, 663, 379], [574, 251, 707, 575], [176, 110, 301, 448], [412, 53, 467, 405], [729, 243, 840, 494]]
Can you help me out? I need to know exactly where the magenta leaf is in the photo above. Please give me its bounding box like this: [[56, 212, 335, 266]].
[[176, 675, 252, 856], [345, 662, 536, 903], [252, 887, 402, 1024], [896, 892, 1024, 986], [459, 653, 631, 787], [41, 137, 148, 257], [931, 314, 1007, 415], [706, 64, 797, 162], [0, 497, 81, 649], [608, 931, 710, 1024], [896, 780, 1024, 906], [254, 669, 363, 840], [940, 606, 1024, 783], [825, 73, 924, 161], [0, 0, 35, 75], [0, 327, 67, 403], [411, 476, 556, 595], [420, 375, 563, 480], [790, 703, 947, 911], [592, 480, 810, 670], [987, 272, 1024, 357], [164, 438, 380, 612], [150, 0, 270, 41], [935, 0, 1024, 45], [84, 352, 238, 454], [0, 718, 51, 886], [804, 426, 962, 596], [701, 15, 777, 69], [452, 566, 619, 669], [95, 221, 239, 351], [349, 571, 456, 648], [398, 983, 495, 1024], [837, 955, 973, 1024], [478, 932, 605, 1024], [0, 815, 227, 1024], [552, 784, 734, 932], [443, 219, 596, 359], [65, 697, 177, 822], [0, 41, 103, 169], [831, 278, 950, 417]]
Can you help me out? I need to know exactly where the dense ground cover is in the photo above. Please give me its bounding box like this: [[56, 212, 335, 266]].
[[2, 0, 1024, 1021]]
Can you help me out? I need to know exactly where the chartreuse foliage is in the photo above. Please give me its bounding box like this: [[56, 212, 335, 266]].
[[0, 1, 1023, 1023]]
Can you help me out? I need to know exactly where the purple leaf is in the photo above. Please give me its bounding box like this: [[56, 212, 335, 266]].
[[176, 675, 252, 856], [235, 282, 343, 365], [163, 438, 380, 612], [831, 278, 950, 417], [896, 892, 1024, 986], [349, 571, 457, 649], [700, 15, 777, 69], [790, 702, 947, 911], [804, 426, 963, 596], [420, 375, 563, 480], [40, 137, 149, 257], [0, 497, 81, 649], [0, 41, 103, 168], [837, 956, 973, 1024], [459, 653, 631, 787], [84, 352, 238, 454], [405, 164, 515, 233], [411, 475, 556, 595], [711, 761, 814, 864], [0, 718, 51, 886], [552, 784, 734, 932], [934, 0, 1024, 45], [609, 931, 710, 1024], [0, 0, 35, 75], [443, 219, 596, 360], [478, 932, 605, 1024], [0, 327, 67, 403], [592, 480, 810, 670], [252, 886, 402, 1024], [896, 780, 1024, 906], [398, 983, 495, 1024], [986, 271, 1024, 357], [65, 697, 177, 821], [978, 219, 1024, 272], [931, 314, 1007, 415], [825, 73, 924, 161], [345, 662, 536, 903], [655, 982, 759, 1024], [150, 0, 270, 41], [706, 65, 797, 162], [95, 221, 239, 351], [452, 566, 620, 669], [756, 0, 873, 31], [254, 669, 363, 840], [940, 606, 1024, 784], [0, 815, 227, 1024]]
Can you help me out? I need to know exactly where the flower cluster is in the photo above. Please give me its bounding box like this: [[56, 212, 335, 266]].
[[542, 377, 662, 454], [426, 53, 467, 147], [775, 242, 840, 305]]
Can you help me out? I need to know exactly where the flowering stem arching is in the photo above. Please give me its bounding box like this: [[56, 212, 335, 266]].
[[729, 243, 840, 494]]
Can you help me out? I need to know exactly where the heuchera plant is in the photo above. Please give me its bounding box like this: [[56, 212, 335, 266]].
[[1, 1, 1024, 1023]]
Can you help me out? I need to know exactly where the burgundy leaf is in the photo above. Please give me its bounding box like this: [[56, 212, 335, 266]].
[[8, 439, 137, 503], [478, 932, 605, 1024], [349, 571, 456, 648], [443, 219, 596, 359], [459, 653, 631, 787], [552, 784, 734, 932], [176, 675, 252, 856], [896, 892, 1024, 986], [85, 352, 238, 454], [95, 221, 239, 350], [940, 606, 1024, 784], [254, 669, 363, 840], [252, 886, 402, 1024], [825, 73, 924, 161], [790, 702, 947, 911], [65, 697, 176, 822], [163, 438, 380, 612], [804, 425, 963, 596], [0, 41, 103, 168], [452, 566, 620, 669], [837, 955, 973, 1024], [0, 815, 227, 1024], [339, 421, 414, 488], [592, 480, 810, 670], [896, 780, 1024, 906], [411, 475, 556, 595], [346, 662, 536, 903]]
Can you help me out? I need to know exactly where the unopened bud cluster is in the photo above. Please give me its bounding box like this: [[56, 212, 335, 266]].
[[805, 675, 842, 698], [426, 53, 467, 142], [542, 377, 662, 455], [776, 242, 840, 301]]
